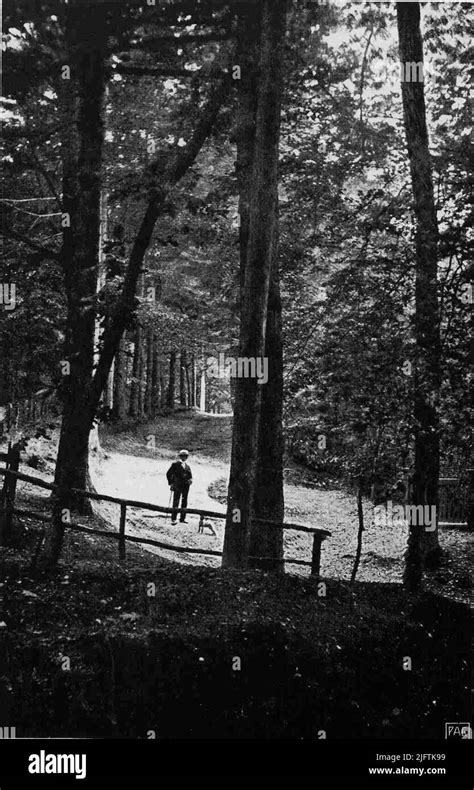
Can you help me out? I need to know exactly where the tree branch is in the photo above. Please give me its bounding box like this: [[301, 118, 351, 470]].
[[30, 150, 63, 210], [113, 63, 227, 79], [0, 228, 61, 261], [131, 30, 234, 48]]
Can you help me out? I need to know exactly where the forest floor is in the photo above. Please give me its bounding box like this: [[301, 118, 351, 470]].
[[0, 414, 470, 738], [0, 516, 470, 738]]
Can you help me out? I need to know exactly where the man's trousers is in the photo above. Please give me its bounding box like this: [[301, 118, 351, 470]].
[[171, 484, 190, 522]]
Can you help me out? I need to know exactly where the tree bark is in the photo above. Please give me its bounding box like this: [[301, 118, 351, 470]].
[[51, 2, 107, 530], [185, 361, 191, 407], [160, 371, 167, 410], [397, 2, 441, 589], [113, 335, 128, 421], [250, 259, 284, 569], [199, 364, 206, 412], [191, 353, 196, 407], [231, 2, 284, 569], [129, 326, 144, 419], [149, 331, 160, 417], [223, 0, 286, 569], [180, 348, 187, 407], [167, 351, 176, 410]]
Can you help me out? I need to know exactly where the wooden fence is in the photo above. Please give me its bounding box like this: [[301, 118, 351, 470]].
[[0, 460, 331, 576]]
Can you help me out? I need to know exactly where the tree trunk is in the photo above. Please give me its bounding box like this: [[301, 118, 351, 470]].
[[199, 364, 206, 412], [397, 2, 441, 588], [191, 354, 196, 407], [137, 330, 146, 418], [180, 349, 187, 407], [150, 332, 160, 417], [185, 362, 191, 408], [49, 1, 107, 562], [113, 335, 128, 421], [103, 362, 114, 415], [231, 3, 284, 569], [129, 326, 144, 419], [250, 260, 284, 570], [167, 351, 176, 410], [144, 330, 153, 417], [160, 371, 167, 410], [223, 0, 286, 569]]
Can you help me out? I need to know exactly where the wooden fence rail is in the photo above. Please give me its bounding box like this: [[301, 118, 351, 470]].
[[0, 464, 330, 575]]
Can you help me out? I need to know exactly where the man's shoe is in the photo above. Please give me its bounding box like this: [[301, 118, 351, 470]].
[[171, 520, 177, 525], [180, 520, 188, 524]]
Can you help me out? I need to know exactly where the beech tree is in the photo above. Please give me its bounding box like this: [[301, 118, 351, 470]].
[[397, 1, 442, 590], [52, 1, 107, 520], [223, 0, 286, 569], [228, 1, 285, 570]]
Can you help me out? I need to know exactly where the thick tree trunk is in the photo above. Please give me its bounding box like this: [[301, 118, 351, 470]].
[[397, 2, 441, 589], [250, 261, 284, 569], [51, 3, 107, 515], [231, 3, 284, 569], [223, 0, 286, 569], [45, 2, 107, 564]]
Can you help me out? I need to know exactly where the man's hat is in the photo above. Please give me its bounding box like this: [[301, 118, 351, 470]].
[[178, 449, 189, 457]]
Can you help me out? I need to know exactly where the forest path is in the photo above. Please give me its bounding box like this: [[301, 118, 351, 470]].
[[89, 412, 409, 582], [8, 416, 469, 598]]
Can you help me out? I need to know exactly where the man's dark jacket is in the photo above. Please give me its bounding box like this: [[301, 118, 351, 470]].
[[166, 461, 192, 488]]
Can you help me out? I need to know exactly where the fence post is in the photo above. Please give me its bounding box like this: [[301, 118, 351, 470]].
[[119, 503, 127, 560], [311, 533, 322, 577]]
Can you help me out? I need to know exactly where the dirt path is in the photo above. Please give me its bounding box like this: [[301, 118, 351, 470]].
[[4, 420, 470, 597], [89, 438, 410, 582]]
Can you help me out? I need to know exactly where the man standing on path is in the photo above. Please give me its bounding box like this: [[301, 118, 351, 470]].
[[167, 450, 193, 525]]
